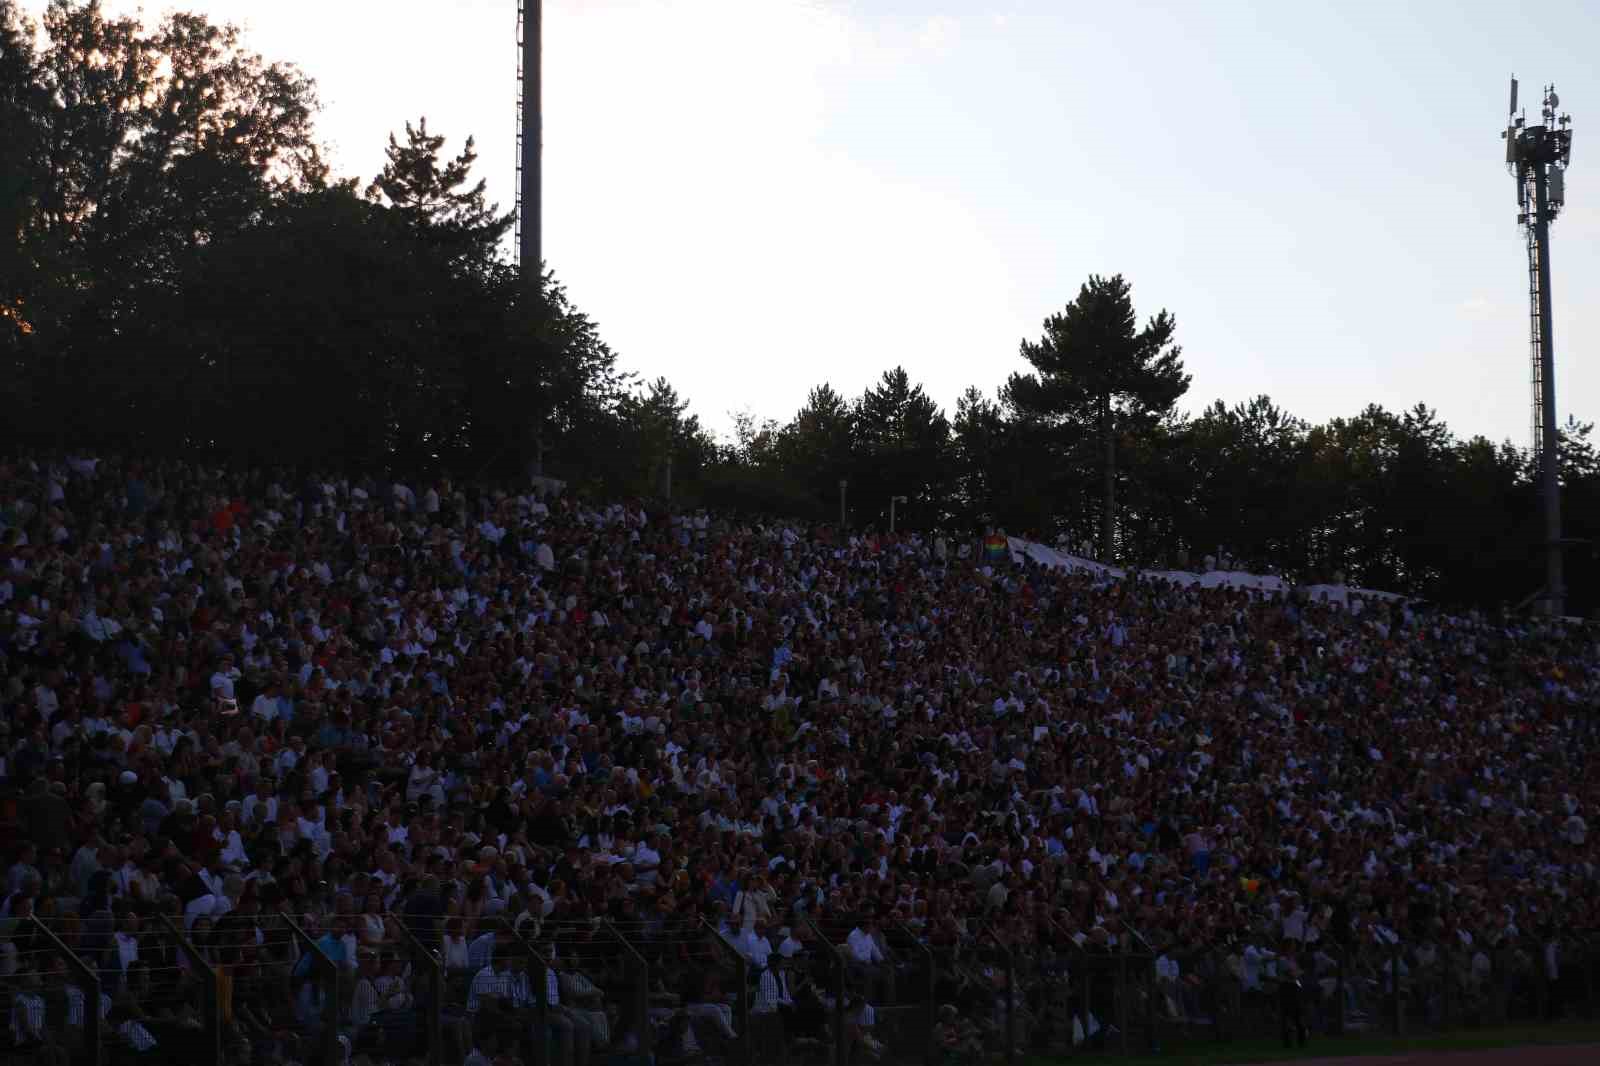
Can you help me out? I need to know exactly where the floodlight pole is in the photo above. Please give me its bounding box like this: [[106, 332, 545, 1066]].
[[1504, 79, 1573, 617], [1531, 169, 1561, 617], [517, 0, 542, 286]]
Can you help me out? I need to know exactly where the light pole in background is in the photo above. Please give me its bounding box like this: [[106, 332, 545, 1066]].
[[889, 495, 907, 534], [515, 1, 541, 283], [1502, 78, 1574, 617], [838, 479, 848, 529]]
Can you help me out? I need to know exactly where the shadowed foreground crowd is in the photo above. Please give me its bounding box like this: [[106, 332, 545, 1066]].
[[1, 452, 1598, 1065]]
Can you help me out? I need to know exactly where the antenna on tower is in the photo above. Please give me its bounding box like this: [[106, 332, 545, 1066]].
[[1502, 77, 1574, 617]]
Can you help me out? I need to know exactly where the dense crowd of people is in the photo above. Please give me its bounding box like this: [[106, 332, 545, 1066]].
[[1, 451, 1598, 1065]]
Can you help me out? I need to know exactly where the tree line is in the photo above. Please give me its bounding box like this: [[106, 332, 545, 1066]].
[[2, 2, 1593, 614]]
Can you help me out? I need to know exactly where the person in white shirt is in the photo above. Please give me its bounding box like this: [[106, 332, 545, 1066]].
[[777, 927, 805, 959], [34, 679, 59, 720], [632, 836, 662, 885], [442, 920, 472, 972], [845, 916, 894, 1003], [251, 681, 282, 722], [733, 922, 774, 970], [209, 655, 241, 700]]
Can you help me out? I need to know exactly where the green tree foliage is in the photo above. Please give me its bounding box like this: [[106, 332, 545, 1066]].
[[610, 376, 717, 495], [1008, 274, 1189, 562], [2, 1, 622, 482], [1, 2, 1592, 615], [772, 384, 857, 516], [0, 1, 44, 378], [850, 367, 951, 528], [365, 117, 512, 272]]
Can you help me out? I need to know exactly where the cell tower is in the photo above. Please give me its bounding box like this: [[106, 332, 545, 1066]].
[[1503, 77, 1573, 617], [515, 0, 541, 284]]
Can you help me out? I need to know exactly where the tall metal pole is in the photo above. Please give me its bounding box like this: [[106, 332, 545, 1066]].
[[1102, 396, 1116, 564], [520, 0, 542, 283], [1505, 81, 1572, 618], [1532, 168, 1563, 617]]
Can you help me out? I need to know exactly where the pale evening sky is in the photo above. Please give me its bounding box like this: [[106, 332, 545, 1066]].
[[25, 0, 1600, 446]]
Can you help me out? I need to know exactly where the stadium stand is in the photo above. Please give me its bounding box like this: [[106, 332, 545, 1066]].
[[1, 452, 1599, 1065]]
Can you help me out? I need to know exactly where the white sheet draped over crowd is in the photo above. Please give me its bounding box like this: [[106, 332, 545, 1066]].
[[1008, 538, 1408, 609]]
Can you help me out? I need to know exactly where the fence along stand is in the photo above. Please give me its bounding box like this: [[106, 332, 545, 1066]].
[[1496, 945, 1512, 1026], [155, 913, 222, 1066], [31, 916, 103, 1066], [281, 911, 343, 1066], [1536, 937, 1549, 1022], [1119, 940, 1132, 1056], [700, 917, 752, 1065], [1446, 941, 1459, 1024], [500, 915, 550, 1066], [894, 920, 936, 1066], [1587, 936, 1596, 1020], [603, 920, 652, 1058], [1042, 913, 1084, 1057], [1391, 941, 1404, 1036], [383, 910, 445, 1066], [1081, 941, 1094, 1053], [977, 923, 1016, 1066], [801, 912, 849, 1066], [1333, 945, 1346, 1037]]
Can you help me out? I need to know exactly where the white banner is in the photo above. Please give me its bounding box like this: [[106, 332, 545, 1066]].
[[1009, 538, 1403, 607]]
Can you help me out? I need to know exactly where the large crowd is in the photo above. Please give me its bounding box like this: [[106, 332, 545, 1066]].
[[1, 451, 1598, 1065]]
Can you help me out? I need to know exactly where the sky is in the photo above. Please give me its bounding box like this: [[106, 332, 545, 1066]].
[[22, 0, 1600, 446]]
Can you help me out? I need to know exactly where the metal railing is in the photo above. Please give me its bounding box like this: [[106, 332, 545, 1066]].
[[14, 914, 1600, 1066]]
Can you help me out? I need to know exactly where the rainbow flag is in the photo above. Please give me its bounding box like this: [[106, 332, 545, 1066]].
[[983, 533, 1008, 563]]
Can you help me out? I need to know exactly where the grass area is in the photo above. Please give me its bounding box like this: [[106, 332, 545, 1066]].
[[1018, 1020, 1600, 1065]]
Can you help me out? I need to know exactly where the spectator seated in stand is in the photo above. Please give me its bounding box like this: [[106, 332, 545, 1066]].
[[2, 450, 1600, 1063]]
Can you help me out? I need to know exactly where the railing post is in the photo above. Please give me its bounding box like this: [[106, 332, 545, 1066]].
[[1115, 920, 1156, 1054], [1587, 936, 1596, 1020], [155, 913, 221, 1066], [603, 920, 651, 1057], [699, 918, 751, 1065], [1536, 937, 1549, 1022], [1441, 943, 1453, 1030], [387, 911, 445, 1066], [1082, 943, 1095, 1051], [800, 912, 848, 1066], [281, 910, 342, 1066], [1333, 944, 1346, 1037], [895, 921, 936, 1066], [1391, 940, 1404, 1036], [1117, 940, 1130, 1056], [500, 915, 550, 1066], [979, 923, 1015, 1065], [1005, 945, 1017, 1065], [1042, 914, 1084, 1056], [1496, 945, 1512, 1025], [31, 916, 103, 1066]]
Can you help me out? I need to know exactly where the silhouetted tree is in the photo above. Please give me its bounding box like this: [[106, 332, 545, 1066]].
[[1008, 274, 1188, 562], [365, 116, 512, 272]]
